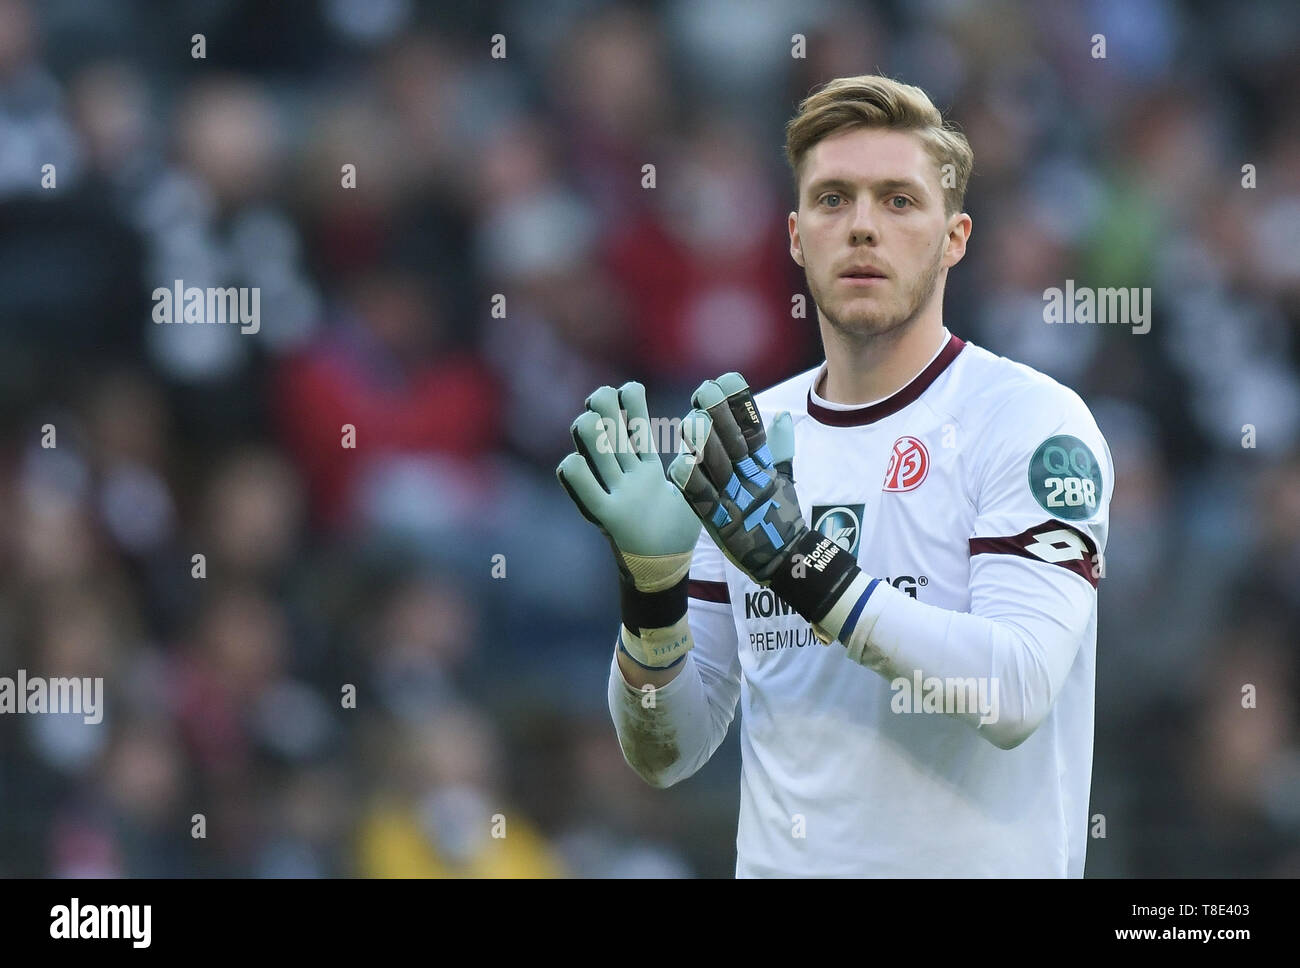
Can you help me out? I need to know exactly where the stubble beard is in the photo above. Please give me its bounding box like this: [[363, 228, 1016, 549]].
[[809, 242, 946, 344]]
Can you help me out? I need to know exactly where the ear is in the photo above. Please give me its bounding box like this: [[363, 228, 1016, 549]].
[[788, 211, 804, 267], [943, 212, 972, 269]]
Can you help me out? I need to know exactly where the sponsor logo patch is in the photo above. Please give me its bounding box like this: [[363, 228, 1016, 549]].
[[811, 504, 864, 555], [1028, 434, 1103, 520]]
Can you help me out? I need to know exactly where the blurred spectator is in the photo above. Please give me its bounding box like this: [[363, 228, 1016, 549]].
[[356, 708, 564, 877], [275, 265, 501, 529]]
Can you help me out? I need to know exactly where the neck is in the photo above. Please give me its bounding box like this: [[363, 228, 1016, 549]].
[[816, 314, 948, 405]]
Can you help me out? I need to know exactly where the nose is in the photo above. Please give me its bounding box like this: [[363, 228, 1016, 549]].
[[849, 198, 878, 245]]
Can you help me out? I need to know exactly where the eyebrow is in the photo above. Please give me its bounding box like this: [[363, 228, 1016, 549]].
[[806, 176, 930, 200]]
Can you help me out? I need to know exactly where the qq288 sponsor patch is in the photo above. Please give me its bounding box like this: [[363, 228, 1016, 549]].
[[1028, 434, 1102, 520]]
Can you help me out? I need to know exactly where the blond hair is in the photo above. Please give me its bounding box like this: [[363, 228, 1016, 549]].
[[785, 75, 973, 217]]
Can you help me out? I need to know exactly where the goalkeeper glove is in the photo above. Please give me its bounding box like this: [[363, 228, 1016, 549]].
[[556, 381, 701, 669], [666, 372, 867, 644]]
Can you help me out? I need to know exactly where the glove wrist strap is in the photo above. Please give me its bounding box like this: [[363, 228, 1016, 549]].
[[619, 573, 689, 636], [766, 530, 861, 626]]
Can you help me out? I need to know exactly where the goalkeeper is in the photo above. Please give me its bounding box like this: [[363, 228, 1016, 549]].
[[556, 75, 1112, 877]]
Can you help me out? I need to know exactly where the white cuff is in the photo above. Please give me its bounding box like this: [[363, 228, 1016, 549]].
[[619, 614, 694, 668]]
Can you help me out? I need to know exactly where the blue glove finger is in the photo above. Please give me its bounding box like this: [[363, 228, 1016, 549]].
[[668, 447, 727, 530], [678, 407, 736, 494], [691, 379, 750, 463]]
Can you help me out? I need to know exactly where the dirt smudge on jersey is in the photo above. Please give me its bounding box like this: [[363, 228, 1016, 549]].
[[618, 698, 680, 783]]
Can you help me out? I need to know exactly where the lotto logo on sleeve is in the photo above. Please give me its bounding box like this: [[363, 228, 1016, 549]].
[[1028, 435, 1103, 520], [883, 436, 929, 492]]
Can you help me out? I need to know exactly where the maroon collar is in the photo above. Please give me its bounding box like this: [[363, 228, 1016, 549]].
[[806, 334, 967, 427]]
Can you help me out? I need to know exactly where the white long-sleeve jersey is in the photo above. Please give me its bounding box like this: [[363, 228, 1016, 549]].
[[607, 331, 1113, 877]]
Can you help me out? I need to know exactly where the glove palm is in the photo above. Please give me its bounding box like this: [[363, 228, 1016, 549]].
[[556, 382, 700, 593]]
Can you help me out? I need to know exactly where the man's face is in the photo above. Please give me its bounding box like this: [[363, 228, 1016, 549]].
[[789, 126, 968, 340]]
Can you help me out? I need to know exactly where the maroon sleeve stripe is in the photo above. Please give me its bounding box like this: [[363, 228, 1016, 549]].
[[688, 579, 730, 603], [969, 521, 1102, 589]]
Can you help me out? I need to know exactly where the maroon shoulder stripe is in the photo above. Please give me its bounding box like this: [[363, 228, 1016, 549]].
[[688, 579, 730, 603], [806, 334, 966, 427], [969, 521, 1102, 588]]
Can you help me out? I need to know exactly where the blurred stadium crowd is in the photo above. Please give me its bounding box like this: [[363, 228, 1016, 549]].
[[0, 0, 1297, 876]]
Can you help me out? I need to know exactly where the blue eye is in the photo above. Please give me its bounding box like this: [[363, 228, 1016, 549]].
[[821, 193, 842, 207], [890, 195, 911, 209]]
